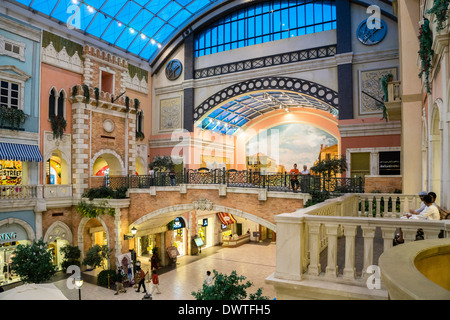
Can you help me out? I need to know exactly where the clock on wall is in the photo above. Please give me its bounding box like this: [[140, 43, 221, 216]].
[[165, 59, 183, 81], [356, 18, 387, 45]]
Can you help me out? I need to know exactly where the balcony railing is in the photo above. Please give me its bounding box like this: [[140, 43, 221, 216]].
[[0, 185, 73, 200], [271, 194, 449, 297], [106, 169, 365, 194]]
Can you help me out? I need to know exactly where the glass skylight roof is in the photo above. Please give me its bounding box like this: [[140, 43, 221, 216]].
[[197, 91, 338, 135], [12, 0, 219, 61]]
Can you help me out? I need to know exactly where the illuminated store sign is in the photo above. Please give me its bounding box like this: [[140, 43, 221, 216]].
[[173, 217, 185, 230], [0, 160, 22, 185], [0, 232, 17, 242]]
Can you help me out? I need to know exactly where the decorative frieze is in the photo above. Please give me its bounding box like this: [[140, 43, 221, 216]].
[[42, 41, 83, 74]]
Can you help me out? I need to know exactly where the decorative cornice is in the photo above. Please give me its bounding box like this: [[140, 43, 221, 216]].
[[338, 120, 402, 137], [0, 14, 41, 42], [42, 41, 83, 74]]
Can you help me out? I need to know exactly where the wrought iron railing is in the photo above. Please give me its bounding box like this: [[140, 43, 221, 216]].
[[105, 169, 364, 194]]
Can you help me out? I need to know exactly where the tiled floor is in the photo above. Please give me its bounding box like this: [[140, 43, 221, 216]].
[[53, 241, 277, 300]]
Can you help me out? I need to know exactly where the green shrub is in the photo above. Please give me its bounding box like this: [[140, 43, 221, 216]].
[[97, 269, 116, 287], [60, 245, 81, 271], [82, 186, 128, 200]]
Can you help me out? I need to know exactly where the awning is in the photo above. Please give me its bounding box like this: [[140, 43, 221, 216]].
[[217, 212, 236, 226], [0, 142, 43, 162]]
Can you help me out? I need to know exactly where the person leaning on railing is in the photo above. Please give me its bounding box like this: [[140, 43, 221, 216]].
[[289, 164, 300, 193]]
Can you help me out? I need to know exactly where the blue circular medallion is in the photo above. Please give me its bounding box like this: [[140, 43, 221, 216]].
[[356, 18, 387, 45], [165, 59, 183, 81]]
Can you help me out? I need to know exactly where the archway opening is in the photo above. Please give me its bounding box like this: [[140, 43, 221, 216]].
[[82, 218, 108, 269], [93, 153, 123, 176], [46, 150, 69, 184]]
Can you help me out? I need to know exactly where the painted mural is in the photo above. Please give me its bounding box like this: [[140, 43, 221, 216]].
[[245, 123, 338, 173]]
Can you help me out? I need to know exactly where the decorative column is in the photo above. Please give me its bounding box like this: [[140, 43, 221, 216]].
[[114, 208, 122, 258], [342, 224, 358, 280], [336, 0, 354, 120], [71, 97, 90, 199]]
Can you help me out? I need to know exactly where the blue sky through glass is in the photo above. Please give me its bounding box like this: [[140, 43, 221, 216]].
[[12, 0, 217, 61]]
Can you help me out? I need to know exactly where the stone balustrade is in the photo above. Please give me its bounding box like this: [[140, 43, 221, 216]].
[[269, 193, 449, 300], [0, 184, 73, 200]]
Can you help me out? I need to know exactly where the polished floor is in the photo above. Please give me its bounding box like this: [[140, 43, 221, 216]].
[[53, 241, 276, 300]]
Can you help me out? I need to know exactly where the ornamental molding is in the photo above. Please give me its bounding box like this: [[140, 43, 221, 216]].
[[193, 198, 214, 211], [0, 34, 26, 62], [123, 71, 149, 94], [42, 41, 83, 74], [44, 221, 73, 244], [193, 76, 339, 122]]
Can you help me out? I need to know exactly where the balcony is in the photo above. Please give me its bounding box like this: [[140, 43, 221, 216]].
[[384, 80, 401, 121], [0, 185, 73, 211]]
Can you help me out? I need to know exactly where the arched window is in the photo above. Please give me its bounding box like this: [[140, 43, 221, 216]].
[[49, 88, 56, 118], [195, 0, 337, 57], [58, 89, 65, 119], [49, 88, 65, 120]]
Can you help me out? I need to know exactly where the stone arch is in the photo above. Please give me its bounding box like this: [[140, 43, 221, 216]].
[[91, 148, 125, 176], [77, 216, 111, 262], [44, 221, 73, 244], [44, 148, 71, 185], [130, 203, 277, 232], [0, 218, 35, 242], [193, 76, 339, 123]]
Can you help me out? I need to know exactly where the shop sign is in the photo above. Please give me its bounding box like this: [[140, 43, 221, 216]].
[[0, 160, 22, 185], [0, 232, 17, 242], [0, 223, 28, 244], [173, 217, 185, 230]]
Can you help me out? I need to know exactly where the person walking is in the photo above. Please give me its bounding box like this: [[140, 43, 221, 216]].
[[150, 270, 161, 295], [114, 266, 127, 295], [204, 270, 213, 286], [135, 267, 148, 293]]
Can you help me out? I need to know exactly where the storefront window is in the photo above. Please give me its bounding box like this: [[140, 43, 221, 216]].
[[0, 160, 22, 185], [0, 223, 30, 286]]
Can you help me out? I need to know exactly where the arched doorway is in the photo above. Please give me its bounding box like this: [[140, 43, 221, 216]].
[[431, 106, 441, 204], [91, 149, 124, 176], [44, 221, 73, 271], [77, 217, 111, 270], [45, 149, 69, 185]]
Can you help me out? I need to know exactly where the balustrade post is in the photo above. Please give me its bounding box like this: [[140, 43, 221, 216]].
[[402, 228, 418, 243], [375, 196, 381, 218], [325, 223, 339, 278], [368, 197, 374, 217], [307, 222, 321, 276], [274, 218, 306, 281], [381, 227, 397, 252], [361, 226, 376, 278], [423, 228, 441, 239], [359, 196, 365, 217], [342, 224, 358, 281]]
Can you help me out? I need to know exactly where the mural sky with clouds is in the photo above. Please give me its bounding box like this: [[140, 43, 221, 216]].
[[246, 123, 338, 171]]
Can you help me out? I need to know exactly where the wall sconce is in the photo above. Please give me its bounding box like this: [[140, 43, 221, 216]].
[[124, 226, 137, 240]]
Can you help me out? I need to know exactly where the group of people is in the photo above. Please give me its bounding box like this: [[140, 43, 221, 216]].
[[394, 190, 445, 245], [114, 253, 161, 298], [148, 166, 177, 186], [289, 163, 310, 192], [401, 191, 440, 220]]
